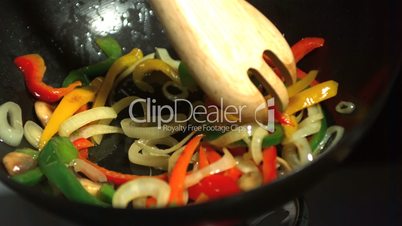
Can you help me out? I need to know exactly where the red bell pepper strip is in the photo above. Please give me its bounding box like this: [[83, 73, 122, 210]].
[[274, 106, 293, 126], [205, 146, 222, 163], [188, 174, 241, 201], [146, 197, 157, 208], [169, 134, 203, 206], [291, 37, 325, 63], [224, 167, 243, 182], [262, 146, 277, 184], [227, 147, 248, 157], [14, 54, 81, 103], [72, 138, 94, 150], [78, 149, 89, 160], [79, 158, 167, 185]]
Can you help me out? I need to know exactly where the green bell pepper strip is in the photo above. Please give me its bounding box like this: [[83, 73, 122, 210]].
[[38, 136, 107, 207], [178, 62, 197, 91], [15, 148, 39, 160], [310, 114, 328, 154], [98, 183, 115, 204], [94, 36, 123, 59], [205, 124, 284, 148], [62, 37, 122, 87], [11, 168, 44, 186]]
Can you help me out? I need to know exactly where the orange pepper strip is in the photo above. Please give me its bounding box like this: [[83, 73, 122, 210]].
[[262, 146, 277, 184], [168, 134, 203, 206]]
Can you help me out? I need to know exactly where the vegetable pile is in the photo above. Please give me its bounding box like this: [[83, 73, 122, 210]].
[[0, 36, 345, 208]]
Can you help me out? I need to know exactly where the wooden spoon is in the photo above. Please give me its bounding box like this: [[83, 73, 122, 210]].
[[149, 0, 296, 123]]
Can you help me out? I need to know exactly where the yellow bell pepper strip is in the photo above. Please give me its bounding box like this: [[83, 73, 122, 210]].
[[285, 80, 339, 115], [287, 70, 318, 98], [14, 54, 81, 103], [169, 134, 203, 206], [93, 49, 143, 108], [38, 88, 95, 150], [132, 59, 181, 85], [297, 68, 319, 86]]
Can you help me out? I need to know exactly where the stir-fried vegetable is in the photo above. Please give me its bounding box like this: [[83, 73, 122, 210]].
[[62, 36, 123, 87], [0, 102, 24, 146], [38, 87, 96, 149], [1, 36, 345, 209], [38, 136, 107, 206], [14, 54, 81, 103]]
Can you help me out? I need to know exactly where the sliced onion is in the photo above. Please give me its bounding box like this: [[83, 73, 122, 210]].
[[155, 48, 180, 70], [287, 70, 318, 98], [249, 127, 268, 165], [113, 177, 170, 208], [137, 131, 195, 155], [162, 81, 189, 101], [59, 107, 117, 137], [283, 136, 313, 169], [295, 110, 304, 123], [128, 141, 169, 170], [121, 114, 187, 140], [282, 144, 300, 168], [23, 120, 43, 149], [336, 101, 356, 114], [69, 125, 123, 141], [93, 96, 141, 144], [71, 159, 107, 183], [235, 156, 259, 174], [288, 105, 323, 142], [209, 125, 253, 147], [314, 125, 345, 155], [276, 157, 292, 173], [293, 137, 313, 165], [185, 148, 236, 187], [0, 102, 23, 146], [238, 171, 263, 191]]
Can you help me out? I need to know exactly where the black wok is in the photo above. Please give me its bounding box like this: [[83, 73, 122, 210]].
[[0, 0, 401, 225]]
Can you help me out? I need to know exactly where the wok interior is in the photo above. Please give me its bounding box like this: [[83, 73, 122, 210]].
[[0, 0, 399, 225]]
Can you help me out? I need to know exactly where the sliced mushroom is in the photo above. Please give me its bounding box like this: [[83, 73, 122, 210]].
[[2, 152, 37, 176], [34, 101, 54, 126]]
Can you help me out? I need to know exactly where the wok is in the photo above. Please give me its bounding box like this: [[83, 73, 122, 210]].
[[0, 0, 401, 225]]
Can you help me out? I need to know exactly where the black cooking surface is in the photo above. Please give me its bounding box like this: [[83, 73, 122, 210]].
[[0, 73, 400, 226]]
